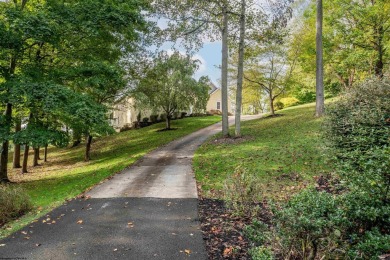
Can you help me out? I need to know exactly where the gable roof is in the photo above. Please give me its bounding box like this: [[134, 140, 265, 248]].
[[208, 82, 219, 95]]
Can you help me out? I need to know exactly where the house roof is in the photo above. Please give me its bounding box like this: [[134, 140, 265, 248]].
[[208, 82, 219, 95]]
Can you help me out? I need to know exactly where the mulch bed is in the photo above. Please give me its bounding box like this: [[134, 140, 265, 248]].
[[198, 198, 252, 259]]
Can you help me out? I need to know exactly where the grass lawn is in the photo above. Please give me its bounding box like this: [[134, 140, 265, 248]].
[[194, 103, 334, 200], [1, 116, 221, 238]]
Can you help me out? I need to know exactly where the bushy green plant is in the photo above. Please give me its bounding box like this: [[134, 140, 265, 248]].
[[272, 189, 345, 259], [275, 101, 284, 110], [149, 114, 158, 123], [180, 112, 187, 118], [0, 185, 32, 226], [244, 219, 269, 245], [159, 113, 167, 122], [348, 229, 390, 259], [223, 166, 261, 218], [249, 246, 274, 260], [324, 78, 390, 199], [279, 97, 300, 108]]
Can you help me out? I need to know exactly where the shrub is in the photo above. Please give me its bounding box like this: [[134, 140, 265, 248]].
[[223, 166, 261, 218], [180, 112, 187, 118], [295, 89, 316, 103], [249, 246, 274, 260], [172, 111, 179, 120], [0, 185, 32, 226], [348, 229, 390, 259], [271, 189, 344, 259], [275, 101, 284, 110], [279, 97, 299, 108], [149, 114, 158, 123], [324, 78, 390, 199], [209, 109, 222, 115], [159, 113, 167, 122], [119, 123, 133, 132]]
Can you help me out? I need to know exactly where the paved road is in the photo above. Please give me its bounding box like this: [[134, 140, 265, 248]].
[[0, 115, 261, 260]]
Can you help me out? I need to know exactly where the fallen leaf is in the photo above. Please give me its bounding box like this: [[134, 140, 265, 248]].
[[77, 220, 83, 224], [184, 249, 191, 255], [35, 243, 41, 247], [21, 231, 27, 235], [24, 236, 30, 240], [223, 246, 233, 257], [0, 244, 5, 247], [113, 248, 118, 252]]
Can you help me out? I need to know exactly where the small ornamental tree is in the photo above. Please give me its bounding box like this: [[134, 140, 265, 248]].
[[137, 51, 209, 130]]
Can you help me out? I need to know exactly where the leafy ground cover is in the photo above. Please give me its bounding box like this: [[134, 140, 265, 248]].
[[194, 102, 331, 201], [0, 116, 221, 238]]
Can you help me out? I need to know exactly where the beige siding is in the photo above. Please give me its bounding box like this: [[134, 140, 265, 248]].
[[206, 89, 233, 113]]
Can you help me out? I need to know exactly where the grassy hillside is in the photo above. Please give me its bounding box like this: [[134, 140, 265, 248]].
[[1, 116, 221, 237], [194, 103, 333, 200]]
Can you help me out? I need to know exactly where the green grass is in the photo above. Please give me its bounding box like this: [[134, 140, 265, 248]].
[[194, 103, 333, 200], [1, 116, 221, 238]]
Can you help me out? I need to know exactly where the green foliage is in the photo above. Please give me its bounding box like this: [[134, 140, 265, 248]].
[[324, 79, 390, 198], [0, 185, 32, 226], [150, 115, 158, 123], [249, 246, 274, 260], [279, 97, 299, 108], [223, 166, 261, 217], [274, 101, 284, 110], [244, 219, 269, 246], [271, 189, 344, 259], [136, 51, 209, 128], [348, 229, 390, 259]]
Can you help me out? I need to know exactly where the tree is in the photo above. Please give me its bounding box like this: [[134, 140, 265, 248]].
[[244, 33, 294, 116], [234, 0, 246, 137], [136, 51, 209, 130], [0, 0, 153, 178], [315, 0, 324, 117], [153, 0, 235, 136]]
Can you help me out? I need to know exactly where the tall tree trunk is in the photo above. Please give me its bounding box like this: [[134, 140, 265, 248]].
[[221, 3, 230, 137], [44, 145, 48, 162], [13, 118, 22, 168], [0, 103, 12, 182], [84, 134, 93, 162], [374, 25, 384, 78], [37, 147, 41, 160], [166, 115, 171, 130], [235, 0, 246, 138], [315, 0, 325, 117], [71, 129, 82, 147], [269, 91, 275, 116], [33, 147, 39, 167], [22, 144, 29, 174]]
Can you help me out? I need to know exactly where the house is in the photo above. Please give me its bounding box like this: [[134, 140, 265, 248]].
[[110, 82, 234, 131], [206, 82, 234, 114]]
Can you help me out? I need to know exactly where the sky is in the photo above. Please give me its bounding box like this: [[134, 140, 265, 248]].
[[155, 40, 222, 85]]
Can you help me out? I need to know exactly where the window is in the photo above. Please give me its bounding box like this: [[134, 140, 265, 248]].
[[217, 101, 221, 110]]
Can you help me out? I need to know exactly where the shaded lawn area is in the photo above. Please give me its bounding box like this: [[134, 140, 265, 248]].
[[1, 116, 221, 238], [194, 103, 333, 201]]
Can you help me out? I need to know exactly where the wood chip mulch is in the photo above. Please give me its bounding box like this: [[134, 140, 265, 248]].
[[198, 198, 252, 260]]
